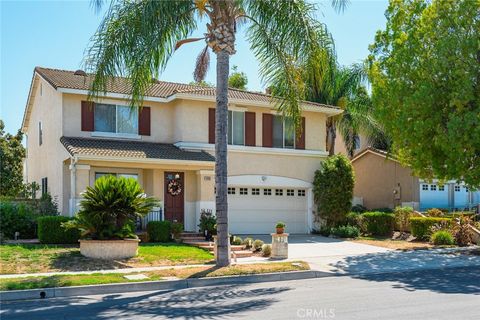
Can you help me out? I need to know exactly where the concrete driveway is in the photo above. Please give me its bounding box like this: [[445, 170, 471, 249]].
[[238, 234, 480, 275]]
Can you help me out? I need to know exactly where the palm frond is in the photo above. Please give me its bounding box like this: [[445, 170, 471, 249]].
[[331, 0, 350, 14], [243, 0, 335, 130], [194, 45, 211, 82], [84, 0, 197, 107]]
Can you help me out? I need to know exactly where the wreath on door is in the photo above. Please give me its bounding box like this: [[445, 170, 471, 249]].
[[167, 179, 182, 196]]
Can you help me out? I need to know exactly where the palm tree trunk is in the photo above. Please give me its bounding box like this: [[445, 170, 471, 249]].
[[215, 49, 231, 267]]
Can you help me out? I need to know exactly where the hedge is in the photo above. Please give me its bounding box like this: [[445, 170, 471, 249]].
[[37, 216, 80, 244], [147, 221, 172, 242], [0, 202, 36, 239], [362, 212, 395, 236], [409, 217, 452, 240]]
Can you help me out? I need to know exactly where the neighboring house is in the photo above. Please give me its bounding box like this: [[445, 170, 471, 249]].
[[351, 147, 480, 212], [334, 132, 367, 157], [22, 67, 342, 234]]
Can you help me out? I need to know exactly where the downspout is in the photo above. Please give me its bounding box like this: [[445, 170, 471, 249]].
[[69, 156, 78, 217]]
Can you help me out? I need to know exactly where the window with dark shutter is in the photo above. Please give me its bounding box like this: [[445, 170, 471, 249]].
[[41, 177, 48, 195], [81, 101, 95, 131], [245, 111, 256, 146], [208, 108, 215, 144], [138, 107, 151, 136], [262, 113, 273, 147]]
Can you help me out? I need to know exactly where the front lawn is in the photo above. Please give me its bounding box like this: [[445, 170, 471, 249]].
[[0, 243, 214, 275], [0, 261, 310, 291], [352, 236, 434, 250]]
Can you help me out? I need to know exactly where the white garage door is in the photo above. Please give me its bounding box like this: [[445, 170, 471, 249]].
[[228, 187, 308, 234]]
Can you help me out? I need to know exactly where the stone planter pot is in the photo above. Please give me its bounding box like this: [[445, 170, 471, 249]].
[[276, 227, 285, 234], [79, 239, 140, 260]]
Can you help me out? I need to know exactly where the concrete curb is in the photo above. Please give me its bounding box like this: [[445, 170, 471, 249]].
[[0, 270, 333, 302]]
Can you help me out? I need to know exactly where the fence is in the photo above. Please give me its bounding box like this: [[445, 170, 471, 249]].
[[137, 208, 163, 231]]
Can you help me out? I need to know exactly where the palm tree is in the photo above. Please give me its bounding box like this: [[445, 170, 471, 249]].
[[85, 0, 347, 266], [306, 61, 389, 157]]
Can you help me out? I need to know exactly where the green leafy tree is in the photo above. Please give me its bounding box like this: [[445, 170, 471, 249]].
[[0, 120, 25, 197], [368, 0, 480, 187], [228, 65, 248, 90], [188, 80, 214, 87], [313, 154, 354, 227], [64, 176, 158, 240], [85, 0, 347, 266]]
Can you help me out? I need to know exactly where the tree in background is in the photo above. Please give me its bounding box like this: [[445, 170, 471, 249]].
[[228, 65, 248, 90], [313, 154, 354, 227], [0, 120, 25, 197], [188, 80, 214, 87], [368, 0, 480, 188], [86, 0, 347, 266]]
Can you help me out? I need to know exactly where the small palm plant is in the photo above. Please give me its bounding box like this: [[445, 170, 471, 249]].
[[64, 176, 158, 240]]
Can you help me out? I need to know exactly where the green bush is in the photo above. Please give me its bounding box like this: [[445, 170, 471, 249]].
[[430, 230, 454, 245], [38, 216, 80, 244], [345, 212, 361, 227], [331, 225, 360, 238], [242, 237, 253, 248], [261, 244, 272, 257], [426, 208, 444, 217], [362, 212, 395, 236], [64, 176, 158, 240], [371, 207, 394, 213], [0, 202, 36, 239], [252, 239, 264, 252], [171, 222, 183, 240], [198, 209, 216, 236], [448, 212, 477, 220], [231, 236, 242, 245], [394, 206, 413, 232], [351, 204, 367, 213], [147, 221, 172, 242], [313, 155, 355, 227], [409, 217, 452, 240]]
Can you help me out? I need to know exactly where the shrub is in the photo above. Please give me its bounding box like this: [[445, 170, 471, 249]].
[[242, 237, 253, 248], [330, 225, 360, 238], [314, 225, 332, 237], [345, 212, 361, 228], [313, 155, 354, 227], [231, 236, 242, 245], [0, 202, 36, 239], [198, 209, 216, 236], [409, 217, 452, 240], [362, 212, 395, 236], [430, 230, 454, 245], [147, 221, 172, 242], [394, 206, 413, 232], [426, 208, 444, 217], [451, 216, 474, 246], [252, 239, 264, 252], [63, 176, 158, 240], [448, 212, 477, 220], [171, 222, 183, 240], [38, 216, 80, 244], [261, 244, 272, 257], [351, 204, 367, 213], [371, 207, 394, 213]]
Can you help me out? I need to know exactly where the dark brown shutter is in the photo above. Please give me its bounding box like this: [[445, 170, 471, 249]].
[[296, 117, 306, 150], [262, 113, 273, 147], [138, 107, 151, 136], [245, 111, 256, 146], [208, 108, 215, 144], [81, 101, 94, 132]]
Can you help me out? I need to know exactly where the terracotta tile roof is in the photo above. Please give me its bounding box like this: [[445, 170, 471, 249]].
[[60, 136, 215, 162], [35, 67, 339, 110]]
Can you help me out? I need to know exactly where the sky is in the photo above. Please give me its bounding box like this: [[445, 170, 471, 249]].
[[0, 0, 388, 134]]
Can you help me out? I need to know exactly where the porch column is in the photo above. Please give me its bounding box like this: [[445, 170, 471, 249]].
[[195, 170, 215, 232]]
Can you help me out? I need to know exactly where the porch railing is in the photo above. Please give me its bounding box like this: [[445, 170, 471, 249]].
[[137, 208, 163, 231]]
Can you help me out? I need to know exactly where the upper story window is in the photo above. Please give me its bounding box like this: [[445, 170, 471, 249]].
[[94, 104, 138, 135], [273, 116, 295, 149], [228, 110, 244, 145], [38, 121, 43, 146]]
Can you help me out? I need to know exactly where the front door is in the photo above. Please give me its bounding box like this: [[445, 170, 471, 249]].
[[164, 172, 185, 224]]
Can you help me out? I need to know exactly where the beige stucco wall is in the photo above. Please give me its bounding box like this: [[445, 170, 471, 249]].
[[352, 152, 419, 209], [24, 76, 70, 213]]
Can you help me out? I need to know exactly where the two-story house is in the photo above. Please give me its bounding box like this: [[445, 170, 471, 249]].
[[22, 67, 342, 234]]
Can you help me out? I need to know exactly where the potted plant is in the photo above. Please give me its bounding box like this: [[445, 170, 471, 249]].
[[198, 209, 216, 241], [63, 175, 158, 260], [276, 221, 286, 234], [171, 222, 184, 243]]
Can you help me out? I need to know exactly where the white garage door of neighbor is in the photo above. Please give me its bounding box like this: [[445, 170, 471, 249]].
[[228, 187, 308, 234]]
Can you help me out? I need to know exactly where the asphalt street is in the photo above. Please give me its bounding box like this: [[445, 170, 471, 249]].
[[1, 266, 479, 320]]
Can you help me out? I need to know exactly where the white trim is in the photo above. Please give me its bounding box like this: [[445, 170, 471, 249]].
[[351, 148, 400, 163], [175, 142, 329, 158], [196, 170, 214, 176], [57, 88, 176, 104], [228, 175, 312, 188], [91, 131, 142, 140], [75, 154, 215, 167]]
